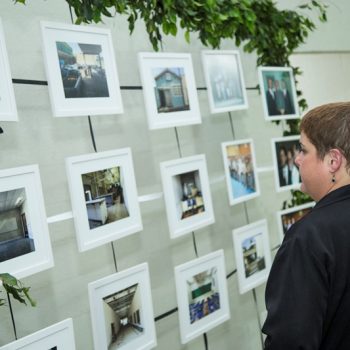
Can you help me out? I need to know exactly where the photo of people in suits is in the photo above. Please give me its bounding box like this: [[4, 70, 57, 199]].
[[259, 67, 298, 121], [274, 138, 301, 190]]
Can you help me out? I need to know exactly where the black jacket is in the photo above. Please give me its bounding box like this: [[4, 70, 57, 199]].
[[263, 185, 350, 349]]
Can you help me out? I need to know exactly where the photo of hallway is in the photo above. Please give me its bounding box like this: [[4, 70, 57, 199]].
[[103, 283, 144, 349], [81, 166, 129, 230], [0, 187, 35, 263]]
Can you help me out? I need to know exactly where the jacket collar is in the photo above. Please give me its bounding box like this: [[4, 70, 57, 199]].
[[314, 184, 350, 210]]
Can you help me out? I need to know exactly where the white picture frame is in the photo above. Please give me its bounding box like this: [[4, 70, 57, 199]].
[[221, 138, 260, 206], [271, 135, 301, 192], [0, 18, 17, 121], [258, 66, 299, 121], [0, 318, 76, 349], [138, 52, 201, 130], [88, 263, 157, 350], [174, 249, 230, 344], [276, 201, 314, 243], [0, 165, 54, 279], [40, 21, 123, 117], [65, 148, 142, 252], [201, 50, 248, 114], [232, 219, 272, 294], [160, 154, 215, 239]]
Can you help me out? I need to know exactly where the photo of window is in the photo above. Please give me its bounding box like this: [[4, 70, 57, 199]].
[[0, 187, 35, 263], [271, 135, 301, 192], [66, 148, 142, 252], [56, 41, 109, 99], [276, 202, 314, 243], [81, 166, 129, 230], [174, 170, 205, 220], [233, 220, 272, 294], [160, 155, 215, 239], [152, 67, 190, 113], [258, 66, 299, 121], [138, 52, 201, 129], [89, 263, 156, 350], [188, 267, 220, 324], [201, 50, 248, 114], [41, 21, 123, 117], [175, 250, 230, 344], [222, 139, 260, 205], [0, 165, 53, 279]]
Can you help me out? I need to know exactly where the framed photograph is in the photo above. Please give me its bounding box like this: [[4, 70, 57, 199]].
[[271, 135, 301, 192], [88, 263, 157, 350], [221, 138, 260, 206], [0, 18, 17, 121], [160, 154, 215, 239], [174, 249, 230, 344], [232, 219, 272, 294], [258, 66, 299, 121], [201, 50, 248, 114], [138, 52, 201, 129], [276, 201, 314, 243], [65, 148, 142, 252], [0, 165, 54, 279], [0, 318, 76, 349], [40, 21, 123, 117]]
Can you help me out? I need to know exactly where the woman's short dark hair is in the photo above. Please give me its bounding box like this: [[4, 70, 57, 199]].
[[300, 102, 350, 168]]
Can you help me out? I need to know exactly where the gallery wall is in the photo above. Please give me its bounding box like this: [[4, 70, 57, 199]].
[[0, 0, 348, 349]]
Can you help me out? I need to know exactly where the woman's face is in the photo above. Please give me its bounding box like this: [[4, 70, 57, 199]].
[[294, 132, 330, 201]]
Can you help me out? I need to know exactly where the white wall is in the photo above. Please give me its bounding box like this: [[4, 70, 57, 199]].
[[0, 0, 348, 349]]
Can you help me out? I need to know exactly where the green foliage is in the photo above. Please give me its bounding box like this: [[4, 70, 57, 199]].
[[282, 190, 313, 210], [0, 273, 36, 307]]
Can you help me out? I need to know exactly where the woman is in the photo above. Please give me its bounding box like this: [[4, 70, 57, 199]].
[[262, 102, 350, 349]]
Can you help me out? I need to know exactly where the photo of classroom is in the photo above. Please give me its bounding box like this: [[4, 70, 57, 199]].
[[81, 166, 129, 230], [152, 67, 190, 113], [103, 283, 144, 349], [225, 142, 256, 199], [187, 267, 221, 324], [56, 41, 109, 98], [241, 233, 266, 278], [0, 187, 35, 263], [172, 170, 205, 220]]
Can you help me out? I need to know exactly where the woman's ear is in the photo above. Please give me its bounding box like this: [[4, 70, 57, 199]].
[[328, 149, 343, 172]]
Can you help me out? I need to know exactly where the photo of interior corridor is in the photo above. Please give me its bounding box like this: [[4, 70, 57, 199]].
[[103, 283, 144, 349]]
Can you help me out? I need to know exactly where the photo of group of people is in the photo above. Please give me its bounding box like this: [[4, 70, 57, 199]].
[[277, 202, 314, 242], [259, 67, 298, 120], [187, 268, 221, 324], [222, 140, 259, 206], [201, 51, 248, 113], [273, 136, 301, 190]]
